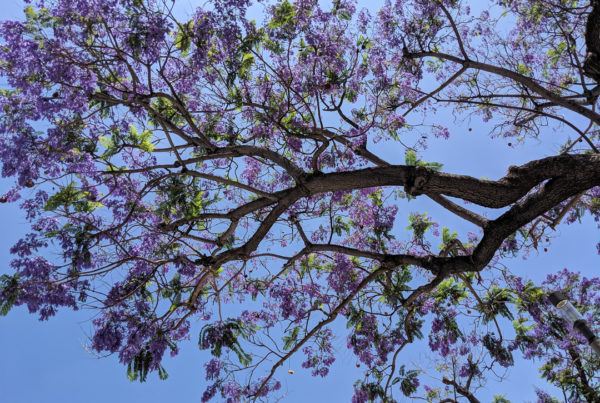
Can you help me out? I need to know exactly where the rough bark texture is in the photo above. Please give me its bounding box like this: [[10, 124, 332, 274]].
[[584, 0, 600, 82]]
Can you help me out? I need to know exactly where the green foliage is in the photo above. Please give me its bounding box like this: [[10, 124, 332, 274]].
[[512, 317, 537, 351], [513, 279, 544, 311], [160, 273, 193, 311], [199, 319, 253, 366], [332, 0, 352, 20], [45, 182, 102, 213], [537, 348, 600, 402], [424, 385, 441, 402], [298, 253, 323, 278], [24, 5, 54, 30], [438, 226, 471, 253], [174, 20, 194, 57], [129, 124, 155, 152], [155, 177, 218, 222], [51, 116, 97, 154], [352, 365, 419, 402], [476, 286, 515, 324], [517, 62, 532, 75], [547, 41, 567, 67], [267, 0, 296, 30], [380, 266, 412, 305], [72, 223, 93, 269], [332, 215, 351, 236], [346, 304, 367, 332], [482, 333, 513, 366], [492, 395, 512, 403], [353, 373, 396, 403], [406, 318, 425, 341], [355, 381, 389, 402], [357, 35, 374, 51], [405, 150, 418, 166], [368, 189, 384, 207], [24, 5, 36, 20], [434, 278, 468, 305], [239, 52, 255, 78], [126, 348, 169, 382], [0, 273, 20, 316], [98, 124, 154, 161], [441, 313, 463, 340], [406, 212, 433, 241], [396, 365, 419, 397], [148, 97, 186, 127], [441, 227, 457, 245], [282, 326, 300, 350]]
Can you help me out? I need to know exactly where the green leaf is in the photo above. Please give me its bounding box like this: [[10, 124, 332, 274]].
[[482, 333, 514, 366], [174, 20, 194, 57], [282, 326, 300, 350], [441, 226, 458, 244], [406, 212, 433, 240], [98, 135, 112, 148], [44, 183, 80, 211], [267, 0, 296, 30], [357, 35, 374, 50], [24, 6, 36, 20], [421, 161, 443, 171], [435, 277, 467, 304], [157, 366, 168, 381], [45, 183, 102, 213], [126, 348, 157, 382], [395, 365, 420, 397], [0, 273, 20, 316], [138, 129, 155, 152], [126, 361, 138, 382], [517, 63, 531, 75], [476, 286, 515, 323], [405, 150, 443, 172], [199, 319, 253, 366]]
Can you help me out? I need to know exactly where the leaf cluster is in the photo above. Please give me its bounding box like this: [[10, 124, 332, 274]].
[[199, 319, 253, 366]]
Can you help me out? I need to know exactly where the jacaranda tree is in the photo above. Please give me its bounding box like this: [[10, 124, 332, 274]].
[[1, 0, 600, 401]]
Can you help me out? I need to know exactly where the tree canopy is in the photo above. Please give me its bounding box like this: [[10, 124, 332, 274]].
[[1, 0, 600, 401]]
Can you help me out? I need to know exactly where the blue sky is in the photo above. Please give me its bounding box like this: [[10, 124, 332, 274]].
[[1, 1, 599, 402]]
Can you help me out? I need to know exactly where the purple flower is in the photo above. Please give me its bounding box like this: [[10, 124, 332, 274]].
[[205, 358, 222, 381]]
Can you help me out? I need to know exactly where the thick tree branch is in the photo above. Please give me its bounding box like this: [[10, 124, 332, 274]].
[[184, 153, 600, 307], [584, 0, 600, 83]]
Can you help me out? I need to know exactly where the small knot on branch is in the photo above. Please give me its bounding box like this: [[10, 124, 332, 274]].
[[295, 174, 313, 197], [404, 166, 430, 196]]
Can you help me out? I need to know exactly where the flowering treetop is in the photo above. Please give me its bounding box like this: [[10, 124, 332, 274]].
[[1, 0, 600, 401]]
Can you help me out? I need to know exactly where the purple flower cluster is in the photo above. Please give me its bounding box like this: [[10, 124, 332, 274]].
[[300, 329, 336, 377]]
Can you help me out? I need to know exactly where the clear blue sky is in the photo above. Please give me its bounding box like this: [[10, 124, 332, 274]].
[[1, 1, 598, 402]]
